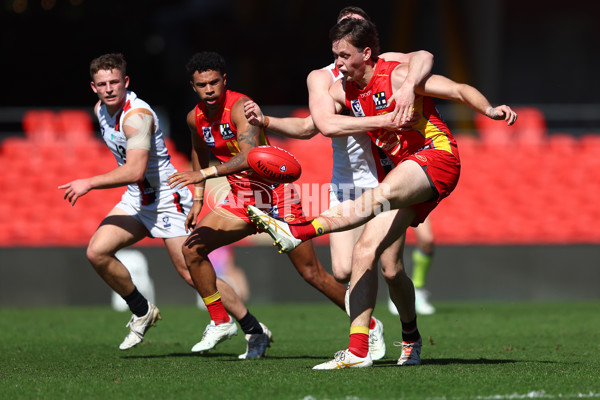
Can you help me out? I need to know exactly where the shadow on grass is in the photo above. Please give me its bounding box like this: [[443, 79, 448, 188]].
[[121, 352, 240, 359], [121, 353, 349, 361], [373, 358, 556, 367]]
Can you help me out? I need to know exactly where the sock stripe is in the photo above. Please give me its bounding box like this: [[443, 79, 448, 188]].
[[311, 219, 325, 236], [350, 326, 370, 335], [202, 291, 221, 305]]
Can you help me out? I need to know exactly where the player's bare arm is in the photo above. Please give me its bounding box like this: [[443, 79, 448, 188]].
[[244, 100, 319, 139], [306, 70, 392, 137], [410, 71, 518, 125], [168, 109, 213, 191], [58, 108, 152, 206], [168, 97, 257, 191], [183, 109, 210, 231], [381, 50, 434, 123], [218, 96, 259, 173]]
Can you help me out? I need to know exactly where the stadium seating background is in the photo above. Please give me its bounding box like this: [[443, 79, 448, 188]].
[[1, 107, 599, 247]]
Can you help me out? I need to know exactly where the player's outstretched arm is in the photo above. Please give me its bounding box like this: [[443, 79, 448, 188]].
[[413, 73, 518, 125], [58, 108, 152, 206], [244, 100, 319, 139]]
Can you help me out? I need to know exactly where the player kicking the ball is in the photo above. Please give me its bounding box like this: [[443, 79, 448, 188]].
[[168, 51, 368, 359], [248, 18, 517, 369]]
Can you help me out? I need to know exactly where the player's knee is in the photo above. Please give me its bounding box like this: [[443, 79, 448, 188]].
[[86, 245, 108, 270], [181, 241, 208, 266], [381, 263, 409, 284], [331, 259, 351, 282], [418, 241, 435, 255], [351, 241, 377, 269], [296, 262, 320, 284]]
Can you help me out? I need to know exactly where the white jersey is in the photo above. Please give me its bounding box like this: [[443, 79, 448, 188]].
[[96, 91, 192, 238], [322, 63, 381, 198], [97, 91, 179, 205]]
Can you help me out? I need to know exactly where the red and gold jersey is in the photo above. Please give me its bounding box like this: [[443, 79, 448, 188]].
[[193, 89, 272, 197], [344, 59, 459, 164]]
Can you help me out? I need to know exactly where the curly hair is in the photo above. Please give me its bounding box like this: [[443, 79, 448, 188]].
[[186, 52, 226, 78]]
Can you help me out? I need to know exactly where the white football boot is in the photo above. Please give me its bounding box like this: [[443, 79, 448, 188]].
[[246, 205, 302, 253], [313, 349, 373, 370], [191, 318, 238, 353], [369, 317, 386, 360], [119, 302, 162, 350], [238, 322, 273, 359]]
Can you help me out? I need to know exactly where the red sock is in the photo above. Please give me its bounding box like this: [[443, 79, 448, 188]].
[[348, 328, 369, 358], [369, 317, 376, 330], [289, 220, 323, 241], [204, 293, 229, 325]]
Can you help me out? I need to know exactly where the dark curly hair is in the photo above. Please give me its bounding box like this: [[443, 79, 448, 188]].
[[186, 52, 226, 78]]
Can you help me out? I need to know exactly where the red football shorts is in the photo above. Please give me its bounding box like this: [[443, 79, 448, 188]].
[[216, 182, 307, 229], [405, 148, 461, 226]]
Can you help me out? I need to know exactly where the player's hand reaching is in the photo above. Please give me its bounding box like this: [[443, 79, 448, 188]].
[[390, 82, 417, 125], [486, 105, 518, 126], [168, 171, 205, 189], [58, 178, 92, 206], [243, 100, 265, 127], [377, 109, 418, 132], [185, 201, 202, 232]]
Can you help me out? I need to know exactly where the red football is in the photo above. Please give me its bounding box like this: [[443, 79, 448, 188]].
[[247, 145, 302, 183]]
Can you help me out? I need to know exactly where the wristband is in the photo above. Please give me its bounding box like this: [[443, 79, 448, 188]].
[[263, 116, 270, 129], [194, 186, 205, 201], [200, 169, 207, 179], [212, 165, 218, 177]]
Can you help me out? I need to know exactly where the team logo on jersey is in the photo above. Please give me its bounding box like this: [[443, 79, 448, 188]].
[[375, 131, 402, 155], [373, 91, 388, 110], [202, 127, 215, 147], [350, 99, 366, 117], [220, 123, 235, 140]]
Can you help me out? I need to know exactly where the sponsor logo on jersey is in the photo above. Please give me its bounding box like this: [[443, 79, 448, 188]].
[[350, 99, 366, 117], [202, 127, 215, 147], [373, 91, 388, 110], [220, 123, 235, 140]]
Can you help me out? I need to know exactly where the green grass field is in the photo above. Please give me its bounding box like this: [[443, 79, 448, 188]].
[[1, 302, 599, 400]]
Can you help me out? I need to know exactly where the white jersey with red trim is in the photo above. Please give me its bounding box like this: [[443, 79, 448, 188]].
[[322, 63, 381, 194], [96, 90, 181, 206]]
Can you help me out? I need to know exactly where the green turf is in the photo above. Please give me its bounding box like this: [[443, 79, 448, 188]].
[[1, 302, 599, 400]]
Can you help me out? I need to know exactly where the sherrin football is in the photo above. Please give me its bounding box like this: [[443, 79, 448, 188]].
[[247, 145, 302, 183]]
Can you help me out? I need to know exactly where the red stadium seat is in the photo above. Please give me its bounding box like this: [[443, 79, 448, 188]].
[[56, 109, 95, 142], [513, 106, 547, 147], [22, 109, 60, 142]]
